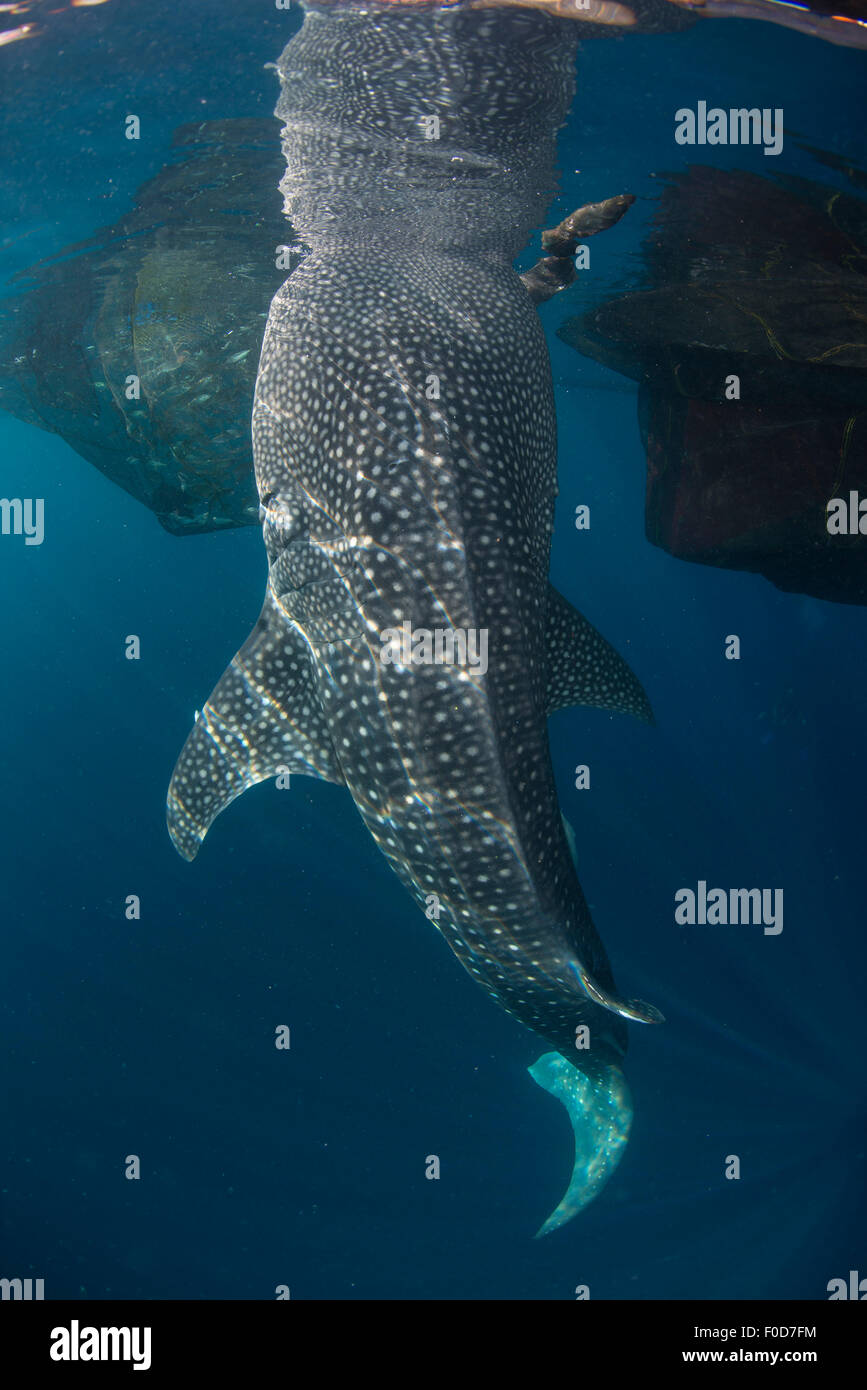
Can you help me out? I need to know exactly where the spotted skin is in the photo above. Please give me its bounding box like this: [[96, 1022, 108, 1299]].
[[168, 5, 660, 1226]]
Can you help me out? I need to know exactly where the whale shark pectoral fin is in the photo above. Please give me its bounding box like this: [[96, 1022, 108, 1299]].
[[528, 1054, 633, 1237], [545, 583, 654, 724], [568, 960, 665, 1025], [167, 593, 343, 861]]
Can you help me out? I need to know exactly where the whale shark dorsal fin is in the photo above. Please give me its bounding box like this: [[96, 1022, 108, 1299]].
[[166, 592, 344, 860], [545, 584, 654, 724]]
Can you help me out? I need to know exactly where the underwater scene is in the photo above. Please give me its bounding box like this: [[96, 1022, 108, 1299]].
[[1, 0, 866, 1312]]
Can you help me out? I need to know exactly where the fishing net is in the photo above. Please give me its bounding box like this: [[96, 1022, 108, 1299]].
[[0, 119, 297, 534], [560, 164, 867, 604]]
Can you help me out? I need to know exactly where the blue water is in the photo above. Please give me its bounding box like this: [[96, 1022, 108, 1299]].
[[1, 2, 865, 1300]]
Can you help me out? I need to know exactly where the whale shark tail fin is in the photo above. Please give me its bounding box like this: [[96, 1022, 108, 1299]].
[[528, 1054, 633, 1237], [167, 593, 344, 861]]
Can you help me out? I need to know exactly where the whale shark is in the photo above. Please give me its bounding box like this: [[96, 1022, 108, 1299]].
[[167, 3, 662, 1235]]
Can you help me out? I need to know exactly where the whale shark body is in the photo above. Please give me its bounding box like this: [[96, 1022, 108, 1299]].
[[168, 4, 661, 1235]]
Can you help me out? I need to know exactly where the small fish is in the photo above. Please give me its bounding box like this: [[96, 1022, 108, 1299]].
[[468, 0, 636, 22], [667, 0, 867, 48], [0, 22, 37, 43]]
